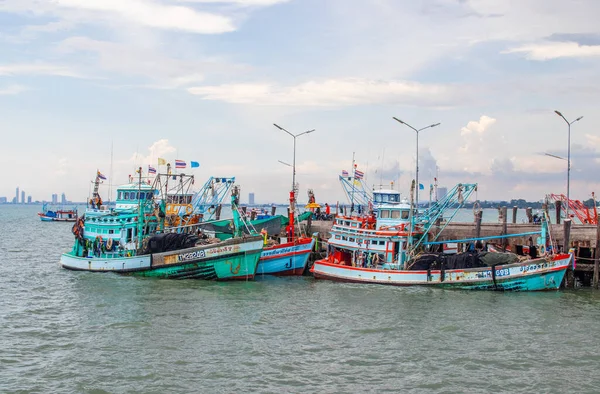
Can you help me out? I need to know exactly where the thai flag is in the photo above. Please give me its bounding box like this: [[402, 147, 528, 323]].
[[97, 170, 107, 180], [175, 160, 186, 169], [342, 170, 349, 177], [354, 169, 364, 179], [148, 165, 156, 174]]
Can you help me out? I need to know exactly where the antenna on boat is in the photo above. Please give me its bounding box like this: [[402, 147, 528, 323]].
[[109, 140, 113, 203]]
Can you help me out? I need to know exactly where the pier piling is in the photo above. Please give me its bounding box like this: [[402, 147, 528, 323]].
[[594, 216, 600, 289], [555, 201, 562, 224], [501, 206, 508, 252], [526, 207, 533, 223], [512, 206, 518, 224]]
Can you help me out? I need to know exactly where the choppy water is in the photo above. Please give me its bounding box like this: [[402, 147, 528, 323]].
[[1, 205, 600, 393]]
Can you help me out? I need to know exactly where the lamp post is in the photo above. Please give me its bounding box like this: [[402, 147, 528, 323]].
[[392, 117, 440, 207], [554, 110, 583, 218], [273, 124, 314, 196]]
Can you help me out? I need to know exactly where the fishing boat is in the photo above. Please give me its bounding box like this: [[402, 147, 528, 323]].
[[60, 169, 263, 280], [311, 186, 571, 291], [38, 203, 78, 222], [256, 190, 315, 276]]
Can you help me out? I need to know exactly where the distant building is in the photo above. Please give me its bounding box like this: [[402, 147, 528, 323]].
[[437, 187, 448, 201], [249, 192, 255, 205], [61, 193, 67, 204], [52, 194, 58, 204], [21, 190, 25, 204], [15, 187, 19, 204], [27, 196, 32, 204], [0, 197, 7, 203]]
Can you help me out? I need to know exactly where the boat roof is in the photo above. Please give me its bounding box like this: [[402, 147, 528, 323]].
[[117, 183, 155, 191]]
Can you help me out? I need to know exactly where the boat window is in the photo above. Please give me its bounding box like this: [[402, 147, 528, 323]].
[[391, 210, 401, 219], [342, 236, 347, 241], [109, 229, 114, 234], [349, 238, 355, 242], [380, 210, 390, 218], [139, 192, 145, 200], [335, 235, 340, 240], [401, 210, 409, 219], [390, 194, 399, 202], [345, 221, 350, 226], [351, 222, 357, 227], [118, 191, 123, 200], [374, 194, 382, 203]]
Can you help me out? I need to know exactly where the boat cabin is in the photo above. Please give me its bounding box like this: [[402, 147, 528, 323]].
[[372, 189, 411, 230]]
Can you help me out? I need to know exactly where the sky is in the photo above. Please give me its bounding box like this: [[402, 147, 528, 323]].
[[1, 0, 599, 204]]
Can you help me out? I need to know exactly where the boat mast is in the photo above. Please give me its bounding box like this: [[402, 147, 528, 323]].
[[289, 189, 296, 240], [350, 152, 356, 213], [231, 186, 243, 238], [136, 167, 143, 250], [109, 140, 113, 203]]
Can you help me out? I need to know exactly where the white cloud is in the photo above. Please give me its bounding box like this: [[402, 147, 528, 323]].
[[58, 37, 207, 86], [460, 115, 496, 136], [0, 84, 28, 95], [176, 0, 289, 5], [0, 63, 86, 78], [586, 134, 600, 147], [51, 0, 235, 34], [188, 78, 458, 106], [504, 41, 600, 60]]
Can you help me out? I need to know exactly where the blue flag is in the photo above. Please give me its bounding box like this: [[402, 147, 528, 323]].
[[191, 161, 200, 168], [419, 183, 424, 190]]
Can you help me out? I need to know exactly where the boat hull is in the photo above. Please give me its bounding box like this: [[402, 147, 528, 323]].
[[257, 237, 315, 276], [310, 254, 571, 291], [60, 237, 263, 280], [39, 215, 77, 222]]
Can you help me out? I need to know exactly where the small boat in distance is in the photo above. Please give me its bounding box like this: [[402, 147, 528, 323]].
[[38, 203, 78, 222]]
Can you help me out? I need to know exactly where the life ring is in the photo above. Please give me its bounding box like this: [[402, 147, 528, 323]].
[[106, 238, 113, 250]]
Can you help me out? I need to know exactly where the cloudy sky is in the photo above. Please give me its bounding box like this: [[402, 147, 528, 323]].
[[1, 0, 599, 204]]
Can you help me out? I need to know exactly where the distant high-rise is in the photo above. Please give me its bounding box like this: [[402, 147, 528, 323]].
[[15, 187, 19, 204], [52, 193, 58, 204], [61, 193, 67, 204], [27, 196, 32, 204], [21, 190, 25, 204], [437, 187, 448, 202], [249, 192, 255, 205], [0, 197, 7, 203]]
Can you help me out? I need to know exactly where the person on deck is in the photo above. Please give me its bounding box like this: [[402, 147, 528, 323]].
[[325, 203, 330, 216]]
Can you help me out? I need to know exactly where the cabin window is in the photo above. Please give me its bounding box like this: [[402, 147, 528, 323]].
[[118, 191, 123, 200], [109, 229, 114, 234], [335, 235, 340, 240], [344, 221, 350, 226], [401, 210, 409, 219], [380, 210, 390, 218], [139, 192, 145, 200], [364, 240, 370, 244], [349, 238, 355, 242], [351, 222, 357, 227], [342, 236, 347, 241], [391, 210, 401, 219]]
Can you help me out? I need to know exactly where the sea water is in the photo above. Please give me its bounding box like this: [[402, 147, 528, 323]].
[[1, 205, 599, 393]]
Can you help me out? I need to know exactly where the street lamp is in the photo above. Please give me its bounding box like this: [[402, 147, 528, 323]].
[[392, 117, 440, 207], [554, 110, 583, 218], [273, 124, 315, 196]]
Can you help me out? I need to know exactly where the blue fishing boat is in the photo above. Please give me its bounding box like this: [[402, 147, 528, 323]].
[[311, 186, 571, 291], [38, 203, 78, 222], [256, 191, 315, 276], [60, 169, 263, 280]]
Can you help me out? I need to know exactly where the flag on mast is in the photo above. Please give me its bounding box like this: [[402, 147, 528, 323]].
[[148, 165, 157, 174], [175, 160, 186, 169]]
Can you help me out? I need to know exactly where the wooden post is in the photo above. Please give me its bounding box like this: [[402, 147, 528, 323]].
[[271, 205, 277, 216], [474, 210, 483, 250], [497, 207, 502, 223], [216, 204, 222, 220], [501, 206, 508, 252], [594, 215, 600, 289], [555, 200, 562, 225], [526, 207, 533, 223], [563, 219, 574, 288], [512, 206, 518, 224], [563, 218, 571, 253], [306, 214, 312, 234]]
